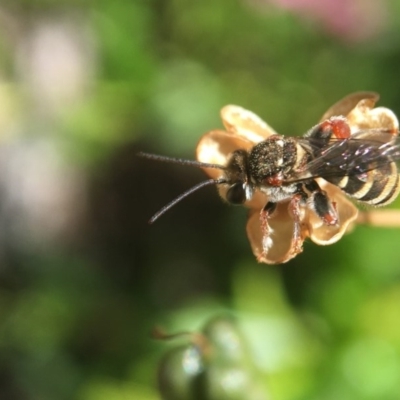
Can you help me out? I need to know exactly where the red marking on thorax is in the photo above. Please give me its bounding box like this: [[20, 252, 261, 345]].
[[265, 173, 283, 187]]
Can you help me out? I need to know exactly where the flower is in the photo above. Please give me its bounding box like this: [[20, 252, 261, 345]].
[[196, 92, 399, 264]]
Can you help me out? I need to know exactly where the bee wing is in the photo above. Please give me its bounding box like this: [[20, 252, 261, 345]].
[[292, 131, 400, 181], [320, 92, 379, 121], [221, 105, 279, 144]]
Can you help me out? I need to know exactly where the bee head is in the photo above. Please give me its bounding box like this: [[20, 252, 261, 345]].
[[224, 150, 254, 205]]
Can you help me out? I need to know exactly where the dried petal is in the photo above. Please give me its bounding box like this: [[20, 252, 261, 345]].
[[221, 105, 278, 142], [346, 97, 399, 132], [307, 180, 358, 245], [246, 203, 303, 264], [320, 92, 379, 121]]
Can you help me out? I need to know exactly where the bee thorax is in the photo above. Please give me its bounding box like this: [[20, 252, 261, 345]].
[[248, 137, 299, 184]]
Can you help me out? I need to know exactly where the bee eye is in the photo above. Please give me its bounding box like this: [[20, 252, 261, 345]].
[[226, 183, 247, 204]]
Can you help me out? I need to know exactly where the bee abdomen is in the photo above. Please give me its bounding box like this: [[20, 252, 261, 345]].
[[372, 164, 400, 206], [331, 162, 400, 206]]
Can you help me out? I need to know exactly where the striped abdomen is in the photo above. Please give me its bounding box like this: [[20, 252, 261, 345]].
[[327, 161, 400, 206]]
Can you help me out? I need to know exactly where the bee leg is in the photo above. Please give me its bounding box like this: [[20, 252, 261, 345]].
[[305, 180, 338, 226], [259, 201, 277, 255], [288, 193, 306, 254], [308, 116, 351, 140]]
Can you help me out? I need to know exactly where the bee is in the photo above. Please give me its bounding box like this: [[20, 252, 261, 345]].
[[140, 92, 400, 263]]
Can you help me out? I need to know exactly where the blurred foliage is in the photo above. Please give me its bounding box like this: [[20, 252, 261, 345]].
[[0, 0, 400, 399], [157, 315, 268, 400]]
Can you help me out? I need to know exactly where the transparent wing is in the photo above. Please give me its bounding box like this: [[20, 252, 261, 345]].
[[290, 130, 400, 182]]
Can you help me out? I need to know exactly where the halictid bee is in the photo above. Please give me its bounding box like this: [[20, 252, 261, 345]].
[[140, 92, 400, 264]]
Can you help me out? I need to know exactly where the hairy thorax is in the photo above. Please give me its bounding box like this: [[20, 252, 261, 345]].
[[248, 136, 309, 201]]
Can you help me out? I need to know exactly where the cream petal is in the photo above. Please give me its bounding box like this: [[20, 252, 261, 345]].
[[367, 107, 399, 131], [246, 204, 304, 264], [320, 92, 398, 135], [347, 106, 399, 132], [307, 180, 359, 245], [320, 92, 379, 121], [343, 95, 399, 132], [221, 105, 278, 143]]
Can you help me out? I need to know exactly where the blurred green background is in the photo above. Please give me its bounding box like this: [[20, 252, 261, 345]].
[[1, 0, 400, 399]]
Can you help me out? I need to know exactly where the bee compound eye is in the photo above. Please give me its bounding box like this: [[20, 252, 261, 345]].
[[226, 183, 247, 204]]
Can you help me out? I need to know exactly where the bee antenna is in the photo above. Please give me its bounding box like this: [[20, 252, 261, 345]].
[[149, 178, 227, 224], [138, 152, 227, 170]]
